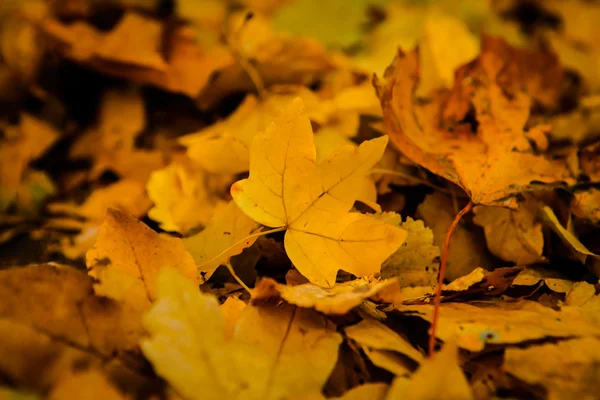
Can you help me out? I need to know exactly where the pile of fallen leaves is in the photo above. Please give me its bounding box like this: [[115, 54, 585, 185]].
[[1, 0, 600, 399]]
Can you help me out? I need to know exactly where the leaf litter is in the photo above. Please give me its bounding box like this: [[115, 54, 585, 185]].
[[0, 1, 600, 399]]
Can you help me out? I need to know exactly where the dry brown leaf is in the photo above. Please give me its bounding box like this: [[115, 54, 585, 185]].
[[375, 37, 573, 207]]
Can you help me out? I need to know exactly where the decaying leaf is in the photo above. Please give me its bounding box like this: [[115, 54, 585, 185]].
[[50, 370, 128, 400], [231, 98, 406, 287], [375, 37, 573, 207], [572, 188, 600, 224], [141, 268, 342, 400], [512, 266, 574, 293]]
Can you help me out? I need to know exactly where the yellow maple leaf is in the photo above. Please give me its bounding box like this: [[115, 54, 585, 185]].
[[146, 159, 227, 234], [184, 200, 260, 283], [86, 209, 198, 314], [231, 97, 407, 287], [141, 268, 341, 400]]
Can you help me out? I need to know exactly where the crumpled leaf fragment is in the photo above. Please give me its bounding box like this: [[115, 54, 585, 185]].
[[86, 209, 198, 344], [386, 342, 473, 400], [380, 214, 440, 286], [398, 298, 600, 352], [375, 37, 573, 207], [147, 159, 228, 234], [141, 268, 342, 400], [504, 337, 600, 400], [512, 266, 574, 293], [252, 277, 396, 315], [231, 98, 406, 287], [184, 200, 260, 282], [345, 318, 423, 376], [473, 199, 545, 265]]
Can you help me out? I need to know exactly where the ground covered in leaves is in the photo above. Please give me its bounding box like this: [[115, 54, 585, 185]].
[[1, 0, 600, 399]]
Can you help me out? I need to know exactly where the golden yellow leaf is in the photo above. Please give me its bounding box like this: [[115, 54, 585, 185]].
[[231, 98, 406, 287], [387, 342, 473, 400], [416, 11, 479, 96], [252, 277, 396, 315], [183, 200, 260, 282], [345, 318, 423, 376], [220, 297, 247, 340], [141, 268, 342, 400], [399, 299, 600, 352], [182, 87, 322, 175], [147, 160, 227, 234], [50, 370, 128, 400], [86, 209, 198, 330], [375, 38, 573, 207], [504, 337, 600, 400], [379, 214, 440, 286], [417, 193, 493, 281], [473, 200, 545, 265]]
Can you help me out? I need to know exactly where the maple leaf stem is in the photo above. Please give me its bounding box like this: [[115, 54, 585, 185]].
[[197, 226, 286, 282], [428, 200, 473, 357], [369, 168, 454, 195], [224, 262, 252, 294]]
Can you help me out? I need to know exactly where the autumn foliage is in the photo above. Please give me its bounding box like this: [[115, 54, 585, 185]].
[[1, 1, 600, 399]]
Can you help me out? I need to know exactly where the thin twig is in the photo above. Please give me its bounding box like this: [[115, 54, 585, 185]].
[[428, 201, 473, 356]]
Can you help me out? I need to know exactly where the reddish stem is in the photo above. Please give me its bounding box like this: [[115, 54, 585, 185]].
[[428, 200, 473, 356]]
